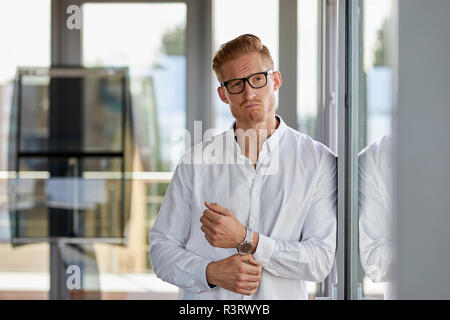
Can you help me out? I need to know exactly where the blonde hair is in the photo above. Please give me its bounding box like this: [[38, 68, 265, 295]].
[[212, 34, 274, 81]]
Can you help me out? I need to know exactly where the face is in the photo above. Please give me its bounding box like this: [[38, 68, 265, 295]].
[[217, 52, 282, 127]]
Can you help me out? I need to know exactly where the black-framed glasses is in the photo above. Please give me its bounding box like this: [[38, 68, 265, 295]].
[[220, 70, 274, 94]]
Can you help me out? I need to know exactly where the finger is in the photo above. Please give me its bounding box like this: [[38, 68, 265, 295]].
[[241, 262, 262, 276], [203, 209, 222, 223], [239, 289, 255, 296], [242, 254, 260, 266], [236, 283, 259, 296], [204, 234, 213, 246], [205, 201, 231, 216], [201, 224, 214, 236], [238, 274, 261, 283], [245, 257, 262, 276], [200, 215, 215, 229], [239, 282, 259, 290]]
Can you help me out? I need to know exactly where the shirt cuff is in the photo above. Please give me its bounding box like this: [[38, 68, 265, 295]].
[[200, 259, 216, 292], [253, 233, 276, 268]]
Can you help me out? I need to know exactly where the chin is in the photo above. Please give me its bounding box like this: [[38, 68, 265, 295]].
[[248, 109, 265, 122]]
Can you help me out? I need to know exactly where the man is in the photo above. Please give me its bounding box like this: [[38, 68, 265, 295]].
[[359, 134, 395, 299], [149, 34, 336, 299]]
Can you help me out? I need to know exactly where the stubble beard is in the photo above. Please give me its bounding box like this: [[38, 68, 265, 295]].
[[248, 108, 264, 122], [248, 98, 276, 123]]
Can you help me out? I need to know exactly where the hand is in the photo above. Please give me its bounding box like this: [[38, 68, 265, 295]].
[[206, 254, 262, 296], [200, 201, 246, 248]]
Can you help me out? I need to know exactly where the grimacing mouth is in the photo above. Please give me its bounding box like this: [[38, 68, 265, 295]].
[[242, 101, 262, 109]]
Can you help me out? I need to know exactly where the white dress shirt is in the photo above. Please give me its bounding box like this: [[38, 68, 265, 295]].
[[358, 134, 395, 299], [149, 115, 337, 300]]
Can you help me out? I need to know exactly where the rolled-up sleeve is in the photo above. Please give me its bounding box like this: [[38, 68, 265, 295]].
[[149, 161, 212, 293], [254, 150, 337, 283]]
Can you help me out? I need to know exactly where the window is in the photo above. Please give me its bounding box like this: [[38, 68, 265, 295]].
[[297, 0, 320, 140], [82, 2, 187, 299], [0, 0, 51, 299], [0, 0, 406, 301], [348, 0, 397, 300]]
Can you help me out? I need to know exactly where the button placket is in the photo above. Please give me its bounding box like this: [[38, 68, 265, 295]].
[[248, 174, 261, 232], [256, 144, 272, 176]]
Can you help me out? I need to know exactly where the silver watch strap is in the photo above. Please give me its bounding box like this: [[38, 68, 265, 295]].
[[246, 228, 253, 243]]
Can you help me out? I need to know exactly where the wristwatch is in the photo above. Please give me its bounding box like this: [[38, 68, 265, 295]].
[[237, 228, 253, 255]]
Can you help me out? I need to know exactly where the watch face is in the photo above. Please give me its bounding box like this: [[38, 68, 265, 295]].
[[238, 241, 252, 254]]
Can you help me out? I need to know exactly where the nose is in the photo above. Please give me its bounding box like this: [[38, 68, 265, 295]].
[[243, 80, 257, 99]]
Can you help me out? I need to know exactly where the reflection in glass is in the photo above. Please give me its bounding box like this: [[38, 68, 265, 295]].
[[297, 0, 320, 139], [82, 3, 185, 298], [357, 0, 397, 299], [12, 157, 124, 240], [83, 3, 187, 172], [19, 74, 124, 153], [0, 0, 51, 299], [359, 0, 396, 150], [9, 67, 131, 243], [358, 134, 395, 299]]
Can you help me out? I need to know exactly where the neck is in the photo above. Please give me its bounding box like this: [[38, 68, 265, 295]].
[[234, 115, 280, 164], [235, 114, 278, 134]]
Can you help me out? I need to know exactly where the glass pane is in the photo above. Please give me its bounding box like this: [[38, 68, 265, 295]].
[[19, 72, 125, 153], [357, 0, 397, 300], [83, 3, 186, 172], [297, 0, 320, 139], [213, 0, 279, 132], [82, 3, 185, 299], [0, 0, 50, 299], [12, 157, 123, 239], [298, 0, 332, 299]]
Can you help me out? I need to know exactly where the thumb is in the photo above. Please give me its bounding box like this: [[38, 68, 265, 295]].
[[243, 254, 260, 266]]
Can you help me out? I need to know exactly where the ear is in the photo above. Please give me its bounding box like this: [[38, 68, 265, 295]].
[[217, 86, 229, 104], [272, 71, 282, 92]]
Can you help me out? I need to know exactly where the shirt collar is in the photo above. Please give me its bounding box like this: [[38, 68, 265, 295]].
[[228, 114, 288, 154]]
